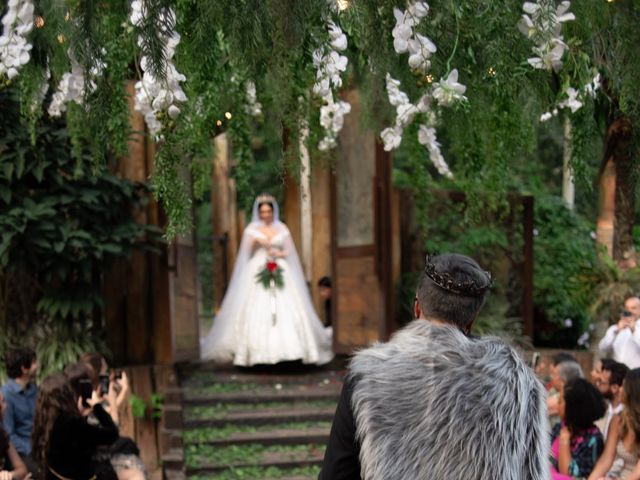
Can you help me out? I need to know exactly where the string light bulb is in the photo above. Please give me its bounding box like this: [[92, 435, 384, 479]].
[[34, 16, 45, 28], [216, 120, 223, 127], [425, 74, 434, 84], [487, 67, 496, 77], [224, 112, 232, 120], [64, 12, 70, 22], [57, 34, 65, 44], [337, 0, 351, 11]]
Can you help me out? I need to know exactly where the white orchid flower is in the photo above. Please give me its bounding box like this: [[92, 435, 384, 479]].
[[407, 1, 429, 19], [327, 21, 348, 51], [432, 69, 467, 107], [381, 126, 403, 151], [558, 87, 582, 113], [418, 124, 453, 178], [396, 103, 419, 128]]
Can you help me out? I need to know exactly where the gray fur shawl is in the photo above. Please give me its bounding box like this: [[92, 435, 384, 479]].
[[349, 320, 550, 480]]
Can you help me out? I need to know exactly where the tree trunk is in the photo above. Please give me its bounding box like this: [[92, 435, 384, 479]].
[[607, 116, 636, 264]]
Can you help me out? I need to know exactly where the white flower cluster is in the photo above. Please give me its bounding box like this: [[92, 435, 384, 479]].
[[130, 0, 187, 138], [518, 0, 575, 73], [244, 81, 262, 117], [30, 68, 49, 113], [381, 74, 452, 178], [392, 2, 435, 74], [48, 56, 104, 118], [539, 73, 600, 122], [0, 0, 34, 80], [312, 20, 351, 151]]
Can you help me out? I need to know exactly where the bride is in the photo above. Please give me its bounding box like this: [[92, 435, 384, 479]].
[[201, 194, 334, 366]]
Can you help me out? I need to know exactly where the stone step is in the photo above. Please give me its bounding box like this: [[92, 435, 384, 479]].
[[161, 448, 184, 470], [180, 369, 345, 388], [185, 407, 336, 428], [183, 427, 330, 447], [182, 386, 341, 405], [185, 449, 325, 474]]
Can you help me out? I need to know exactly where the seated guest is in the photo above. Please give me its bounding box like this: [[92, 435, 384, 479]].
[[549, 354, 584, 419], [551, 378, 606, 479], [594, 359, 629, 440], [1, 348, 38, 474], [588, 368, 640, 480], [31, 373, 118, 480], [0, 392, 28, 480]]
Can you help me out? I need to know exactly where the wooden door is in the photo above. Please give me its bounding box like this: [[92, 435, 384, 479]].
[[332, 90, 393, 353]]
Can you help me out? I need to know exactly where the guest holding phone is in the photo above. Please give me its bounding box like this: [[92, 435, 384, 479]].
[[31, 373, 118, 480], [599, 296, 640, 369]]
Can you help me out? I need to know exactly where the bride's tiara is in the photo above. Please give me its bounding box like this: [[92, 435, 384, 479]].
[[256, 193, 276, 204]]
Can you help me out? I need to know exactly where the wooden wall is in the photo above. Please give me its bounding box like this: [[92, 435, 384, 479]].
[[103, 81, 200, 365]]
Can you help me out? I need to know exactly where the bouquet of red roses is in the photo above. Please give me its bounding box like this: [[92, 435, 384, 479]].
[[256, 258, 284, 289]]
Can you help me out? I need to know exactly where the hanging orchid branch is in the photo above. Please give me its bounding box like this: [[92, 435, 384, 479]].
[[381, 1, 465, 178], [130, 0, 187, 139], [312, 16, 351, 151], [518, 0, 600, 122]]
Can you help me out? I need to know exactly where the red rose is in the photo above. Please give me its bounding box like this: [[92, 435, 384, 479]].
[[266, 261, 278, 273]]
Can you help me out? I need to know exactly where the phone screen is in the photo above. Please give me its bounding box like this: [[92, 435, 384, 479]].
[[79, 379, 93, 407], [99, 374, 110, 396]]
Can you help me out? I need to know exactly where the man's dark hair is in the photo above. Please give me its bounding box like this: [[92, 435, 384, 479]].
[[601, 358, 629, 387], [552, 352, 578, 367], [416, 254, 492, 330], [318, 276, 332, 288], [563, 378, 606, 433], [4, 347, 36, 379]]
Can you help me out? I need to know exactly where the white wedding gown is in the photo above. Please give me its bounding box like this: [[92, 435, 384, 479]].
[[200, 198, 334, 366]]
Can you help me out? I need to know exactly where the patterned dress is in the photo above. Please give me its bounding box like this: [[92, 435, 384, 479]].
[[551, 423, 604, 479]]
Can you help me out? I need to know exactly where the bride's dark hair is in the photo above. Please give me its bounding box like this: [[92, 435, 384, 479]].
[[258, 201, 273, 210]]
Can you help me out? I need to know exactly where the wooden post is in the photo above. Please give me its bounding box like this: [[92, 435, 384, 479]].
[[299, 125, 312, 281], [310, 163, 333, 316], [597, 159, 616, 256]]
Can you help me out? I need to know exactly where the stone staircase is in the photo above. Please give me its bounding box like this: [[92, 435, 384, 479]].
[[162, 361, 345, 480]]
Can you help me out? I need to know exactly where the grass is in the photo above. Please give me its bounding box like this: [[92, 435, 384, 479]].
[[187, 464, 321, 479], [182, 421, 332, 443], [185, 443, 325, 468], [184, 400, 338, 420]]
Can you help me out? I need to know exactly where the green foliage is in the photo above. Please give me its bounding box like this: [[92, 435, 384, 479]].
[[130, 394, 147, 419], [3, 0, 638, 238], [532, 197, 601, 347], [0, 89, 160, 374]]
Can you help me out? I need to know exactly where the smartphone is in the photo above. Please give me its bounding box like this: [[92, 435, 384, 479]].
[[99, 374, 110, 396], [531, 352, 541, 370], [623, 310, 633, 318], [78, 379, 93, 407]]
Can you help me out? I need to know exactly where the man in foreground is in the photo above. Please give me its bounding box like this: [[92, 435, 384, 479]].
[[319, 253, 549, 479]]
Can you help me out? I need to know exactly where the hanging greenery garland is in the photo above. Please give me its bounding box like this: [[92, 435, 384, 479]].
[[0, 0, 638, 238]]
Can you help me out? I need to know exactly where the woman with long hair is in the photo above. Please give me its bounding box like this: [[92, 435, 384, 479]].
[[589, 368, 640, 480], [31, 373, 118, 480], [551, 377, 606, 479], [0, 392, 28, 480]]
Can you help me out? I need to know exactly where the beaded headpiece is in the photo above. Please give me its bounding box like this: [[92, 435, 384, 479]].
[[256, 193, 276, 205], [424, 254, 493, 296]]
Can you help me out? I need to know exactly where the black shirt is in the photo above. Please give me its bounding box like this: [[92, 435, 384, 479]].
[[319, 376, 361, 479], [46, 404, 118, 480]]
